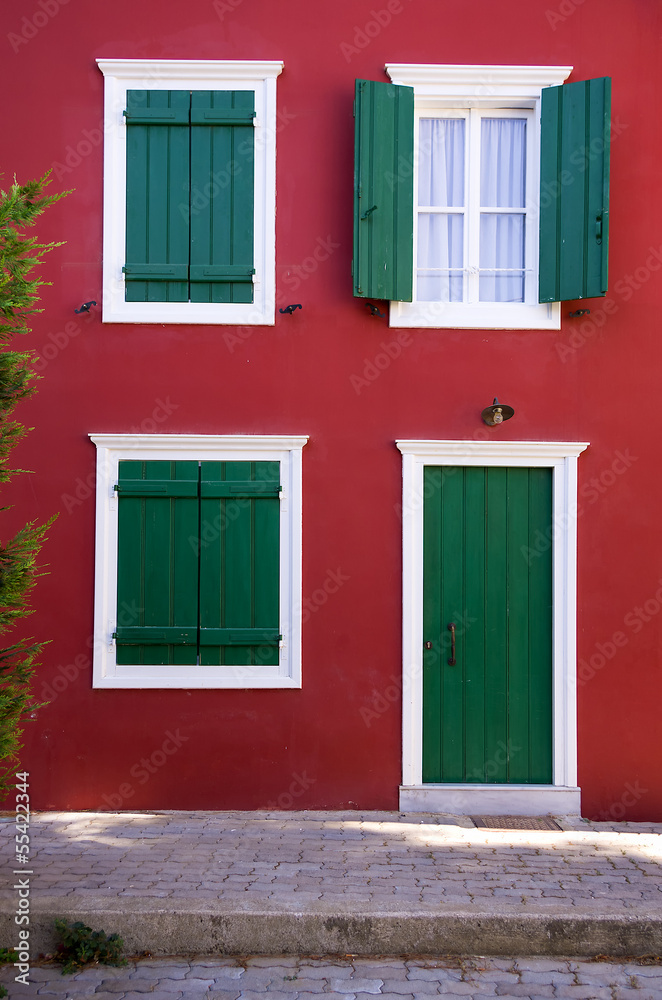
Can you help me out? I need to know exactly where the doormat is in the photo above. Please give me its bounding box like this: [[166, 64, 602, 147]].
[[470, 815, 562, 831]]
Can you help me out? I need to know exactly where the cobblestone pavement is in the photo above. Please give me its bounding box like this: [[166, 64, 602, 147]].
[[1, 812, 661, 912], [3, 955, 662, 1000]]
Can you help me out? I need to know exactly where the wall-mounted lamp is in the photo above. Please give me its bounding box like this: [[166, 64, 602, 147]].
[[481, 397, 514, 426]]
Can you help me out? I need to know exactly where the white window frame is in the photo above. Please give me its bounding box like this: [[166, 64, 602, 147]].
[[97, 59, 283, 325], [397, 439, 588, 816], [386, 64, 572, 331], [90, 434, 308, 689]]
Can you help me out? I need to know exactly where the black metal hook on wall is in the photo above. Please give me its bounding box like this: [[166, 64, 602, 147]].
[[75, 301, 97, 314], [279, 304, 302, 314], [365, 302, 385, 318], [569, 309, 590, 318]]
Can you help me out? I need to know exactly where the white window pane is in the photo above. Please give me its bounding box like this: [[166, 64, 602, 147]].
[[479, 213, 525, 302], [418, 119, 465, 207], [417, 213, 463, 301], [480, 118, 526, 208]]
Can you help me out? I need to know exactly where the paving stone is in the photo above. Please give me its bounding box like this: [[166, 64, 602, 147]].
[[377, 994, 416, 1000], [269, 977, 329, 991], [495, 986, 554, 997], [360, 979, 437, 994], [408, 969, 462, 982], [161, 978, 217, 992], [237, 994, 302, 1000], [552, 988, 614, 999], [131, 965, 189, 979], [518, 970, 576, 985], [330, 978, 383, 994], [122, 994, 181, 1000], [91, 980, 153, 993]]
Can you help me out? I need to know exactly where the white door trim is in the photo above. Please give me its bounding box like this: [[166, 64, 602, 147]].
[[396, 439, 588, 814]]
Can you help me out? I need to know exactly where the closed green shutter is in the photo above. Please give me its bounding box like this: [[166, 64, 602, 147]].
[[199, 461, 280, 667], [190, 92, 255, 304], [124, 91, 191, 302], [115, 460, 280, 668], [353, 79, 414, 301], [124, 89, 256, 304], [115, 460, 199, 665], [539, 77, 611, 302]]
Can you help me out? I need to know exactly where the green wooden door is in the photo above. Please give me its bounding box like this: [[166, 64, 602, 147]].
[[422, 466, 553, 783]]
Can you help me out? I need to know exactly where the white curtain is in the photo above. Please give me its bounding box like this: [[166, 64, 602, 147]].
[[479, 118, 526, 303], [417, 118, 465, 302]]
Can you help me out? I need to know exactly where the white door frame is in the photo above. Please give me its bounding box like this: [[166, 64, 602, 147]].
[[396, 440, 588, 816]]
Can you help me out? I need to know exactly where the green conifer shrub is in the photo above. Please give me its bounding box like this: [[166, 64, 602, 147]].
[[0, 172, 67, 796]]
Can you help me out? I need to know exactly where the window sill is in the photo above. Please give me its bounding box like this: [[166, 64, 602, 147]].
[[389, 300, 561, 330], [94, 663, 302, 689]]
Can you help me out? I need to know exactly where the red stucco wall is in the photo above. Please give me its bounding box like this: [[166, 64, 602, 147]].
[[1, 0, 661, 819]]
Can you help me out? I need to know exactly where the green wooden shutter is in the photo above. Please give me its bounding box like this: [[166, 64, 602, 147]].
[[198, 461, 280, 667], [115, 460, 199, 665], [189, 91, 255, 304], [353, 79, 414, 301], [539, 77, 611, 302], [124, 91, 191, 302]]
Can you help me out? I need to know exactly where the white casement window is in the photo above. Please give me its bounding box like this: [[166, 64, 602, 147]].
[[387, 65, 571, 330], [90, 434, 307, 689], [97, 59, 283, 325], [415, 109, 535, 310]]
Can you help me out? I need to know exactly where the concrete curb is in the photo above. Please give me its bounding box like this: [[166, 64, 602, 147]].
[[8, 899, 662, 958]]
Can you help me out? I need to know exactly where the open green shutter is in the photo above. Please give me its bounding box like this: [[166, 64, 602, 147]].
[[353, 79, 414, 301], [198, 461, 280, 667], [539, 77, 611, 302], [189, 91, 255, 304], [124, 91, 191, 302], [115, 461, 199, 665]]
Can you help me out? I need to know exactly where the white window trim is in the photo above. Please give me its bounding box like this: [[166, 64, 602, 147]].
[[396, 439, 588, 815], [90, 434, 308, 689], [386, 64, 572, 331], [97, 59, 283, 325]]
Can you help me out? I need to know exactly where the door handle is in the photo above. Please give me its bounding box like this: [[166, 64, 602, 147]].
[[447, 622, 456, 665]]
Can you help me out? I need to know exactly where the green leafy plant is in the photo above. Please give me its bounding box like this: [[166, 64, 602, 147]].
[[0, 948, 17, 996], [0, 172, 67, 795], [53, 919, 126, 974]]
